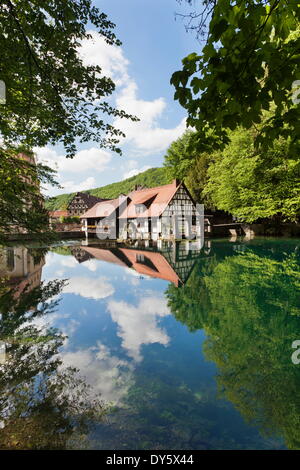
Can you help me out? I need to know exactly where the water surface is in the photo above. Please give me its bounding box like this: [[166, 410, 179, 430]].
[[0, 238, 299, 450]]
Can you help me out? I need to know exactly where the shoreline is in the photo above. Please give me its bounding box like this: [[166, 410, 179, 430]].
[[3, 223, 300, 242]]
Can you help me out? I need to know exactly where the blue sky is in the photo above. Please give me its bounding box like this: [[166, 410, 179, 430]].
[[36, 0, 200, 196]]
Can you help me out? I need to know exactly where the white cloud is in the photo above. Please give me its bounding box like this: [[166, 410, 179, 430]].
[[28, 311, 79, 348], [82, 259, 99, 272], [79, 31, 130, 87], [61, 342, 133, 403], [63, 276, 114, 300], [127, 159, 138, 169], [60, 176, 96, 194], [76, 31, 187, 155], [35, 146, 112, 174], [60, 257, 78, 268], [36, 145, 112, 195], [123, 165, 151, 180], [42, 175, 97, 196], [113, 80, 187, 154], [107, 296, 170, 362], [35, 31, 187, 196]]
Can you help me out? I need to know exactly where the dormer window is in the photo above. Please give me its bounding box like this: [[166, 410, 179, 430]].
[[135, 204, 145, 214], [136, 254, 159, 272]]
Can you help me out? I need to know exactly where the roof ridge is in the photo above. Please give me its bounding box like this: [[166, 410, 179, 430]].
[[131, 182, 174, 193], [94, 195, 124, 203], [77, 191, 109, 200]]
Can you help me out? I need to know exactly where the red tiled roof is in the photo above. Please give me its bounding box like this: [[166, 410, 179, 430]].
[[80, 197, 122, 219], [119, 180, 180, 219], [119, 248, 180, 285], [82, 247, 128, 267], [80, 180, 182, 220], [49, 210, 69, 218], [80, 246, 180, 285], [133, 190, 158, 205]]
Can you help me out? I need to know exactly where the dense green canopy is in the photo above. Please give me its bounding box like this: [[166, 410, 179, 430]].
[[0, 0, 136, 156], [164, 130, 214, 208], [0, 147, 59, 241], [45, 167, 171, 211], [204, 126, 300, 222], [163, 117, 300, 222], [171, 1, 300, 156]]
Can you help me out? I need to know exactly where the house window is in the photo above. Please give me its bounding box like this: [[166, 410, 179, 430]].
[[136, 254, 159, 272], [6, 248, 15, 272], [135, 204, 145, 214]]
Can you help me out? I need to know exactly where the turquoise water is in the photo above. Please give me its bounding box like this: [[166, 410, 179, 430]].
[[0, 238, 299, 449]]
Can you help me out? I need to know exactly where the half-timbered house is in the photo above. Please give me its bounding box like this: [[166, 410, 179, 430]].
[[80, 195, 129, 239], [118, 179, 202, 241], [80, 180, 203, 241], [67, 192, 108, 216]]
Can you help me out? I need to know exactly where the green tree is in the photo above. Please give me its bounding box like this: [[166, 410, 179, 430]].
[[185, 152, 214, 207], [0, 0, 136, 156], [166, 255, 217, 331], [45, 167, 171, 211], [203, 250, 300, 450], [0, 147, 58, 242], [164, 130, 213, 206], [171, 1, 300, 155], [203, 126, 300, 222], [164, 130, 198, 181]]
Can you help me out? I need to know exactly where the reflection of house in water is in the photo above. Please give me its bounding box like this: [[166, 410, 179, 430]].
[[0, 341, 6, 365], [0, 246, 44, 295], [79, 242, 203, 287], [0, 247, 45, 364], [70, 246, 94, 264]]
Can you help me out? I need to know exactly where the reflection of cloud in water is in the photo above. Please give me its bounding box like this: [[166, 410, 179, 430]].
[[61, 342, 133, 404], [54, 269, 65, 277], [82, 259, 99, 272], [107, 296, 170, 362], [44, 252, 56, 266], [124, 268, 141, 277], [63, 276, 114, 300], [60, 257, 78, 268], [28, 313, 79, 347], [123, 267, 152, 280]]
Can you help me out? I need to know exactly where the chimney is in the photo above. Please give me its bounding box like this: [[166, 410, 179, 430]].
[[173, 178, 181, 187]]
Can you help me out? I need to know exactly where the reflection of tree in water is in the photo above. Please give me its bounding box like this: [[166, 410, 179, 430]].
[[0, 261, 107, 449], [166, 255, 218, 332], [96, 372, 273, 450], [166, 243, 300, 449]]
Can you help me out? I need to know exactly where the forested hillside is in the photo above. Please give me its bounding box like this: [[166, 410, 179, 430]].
[[45, 167, 170, 211]]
